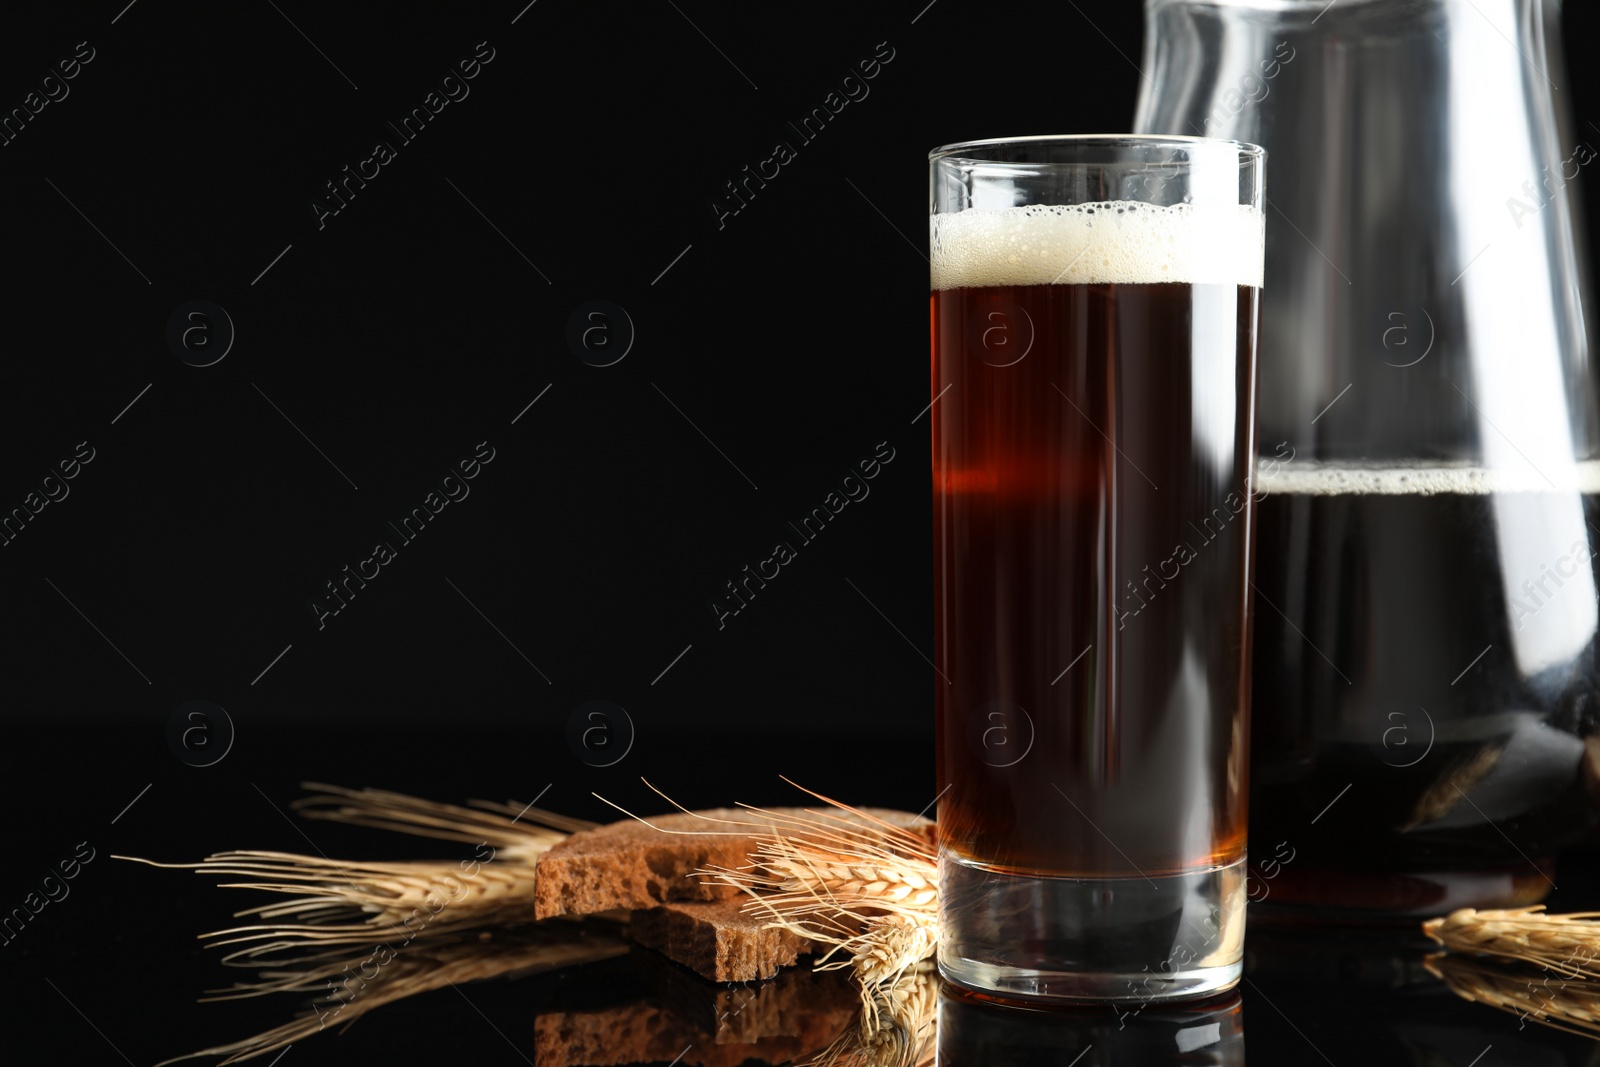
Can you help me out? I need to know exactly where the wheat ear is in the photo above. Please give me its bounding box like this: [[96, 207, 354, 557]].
[[1423, 907, 1600, 977], [1427, 952, 1600, 1040], [852, 913, 940, 997], [115, 784, 573, 960], [118, 851, 552, 963]]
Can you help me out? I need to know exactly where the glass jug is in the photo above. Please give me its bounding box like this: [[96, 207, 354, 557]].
[[1135, 0, 1600, 914]]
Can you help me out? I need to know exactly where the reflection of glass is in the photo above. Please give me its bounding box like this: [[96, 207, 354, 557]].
[[930, 135, 1265, 1001], [938, 982, 1244, 1065], [1136, 0, 1600, 915]]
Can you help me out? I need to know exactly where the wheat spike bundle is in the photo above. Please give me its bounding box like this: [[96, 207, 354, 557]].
[[1423, 906, 1600, 978], [129, 779, 947, 1064], [851, 913, 940, 1001], [116, 783, 582, 962], [1426, 951, 1600, 1040], [681, 779, 941, 1009]]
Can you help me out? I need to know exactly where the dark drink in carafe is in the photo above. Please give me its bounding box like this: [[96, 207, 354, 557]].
[[931, 200, 1262, 994], [1249, 462, 1600, 912]]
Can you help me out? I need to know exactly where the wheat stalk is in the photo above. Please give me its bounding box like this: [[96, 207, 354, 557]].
[[1426, 951, 1600, 1040], [1423, 906, 1600, 978]]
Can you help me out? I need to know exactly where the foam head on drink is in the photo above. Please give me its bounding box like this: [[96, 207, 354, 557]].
[[930, 201, 1264, 290]]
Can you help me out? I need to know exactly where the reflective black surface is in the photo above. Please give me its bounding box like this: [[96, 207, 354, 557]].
[[6, 725, 1597, 1064]]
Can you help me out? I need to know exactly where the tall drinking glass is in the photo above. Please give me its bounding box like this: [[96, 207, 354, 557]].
[[930, 135, 1265, 1001]]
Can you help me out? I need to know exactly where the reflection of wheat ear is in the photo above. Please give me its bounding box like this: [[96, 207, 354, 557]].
[[1401, 743, 1505, 831], [155, 927, 628, 1066], [1424, 907, 1600, 978], [808, 964, 938, 1067], [1427, 952, 1600, 1040]]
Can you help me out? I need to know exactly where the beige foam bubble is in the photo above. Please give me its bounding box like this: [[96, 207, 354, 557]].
[[1253, 459, 1600, 496], [930, 201, 1264, 290]]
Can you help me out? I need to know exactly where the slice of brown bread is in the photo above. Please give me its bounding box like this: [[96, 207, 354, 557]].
[[532, 807, 763, 920], [630, 899, 811, 982], [533, 805, 932, 921]]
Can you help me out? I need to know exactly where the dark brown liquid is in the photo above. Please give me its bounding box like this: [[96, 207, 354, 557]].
[[932, 282, 1258, 877], [1250, 484, 1600, 912]]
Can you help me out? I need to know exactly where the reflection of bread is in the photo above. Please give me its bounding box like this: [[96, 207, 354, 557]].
[[631, 899, 811, 982], [533, 964, 857, 1067], [533, 806, 934, 921]]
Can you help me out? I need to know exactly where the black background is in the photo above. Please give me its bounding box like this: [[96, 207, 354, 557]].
[[3, 1, 1599, 1063]]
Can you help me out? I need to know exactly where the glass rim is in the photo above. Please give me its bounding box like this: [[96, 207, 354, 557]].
[[928, 133, 1266, 164], [1147, 0, 1368, 8]]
